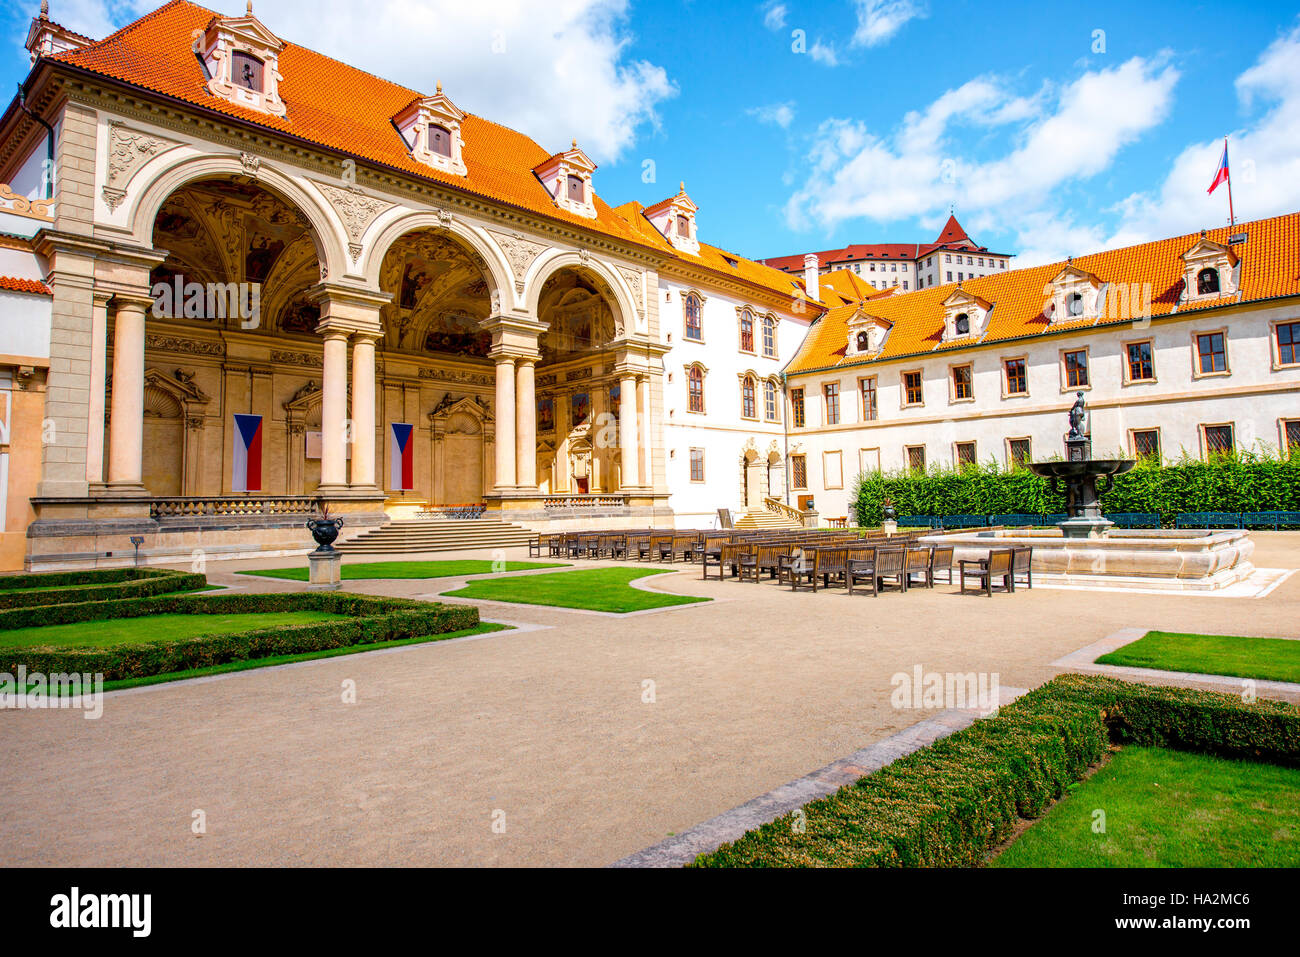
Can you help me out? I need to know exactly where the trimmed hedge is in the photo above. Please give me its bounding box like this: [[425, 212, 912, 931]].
[[692, 674, 1300, 867], [0, 568, 207, 610], [853, 452, 1300, 528], [0, 592, 478, 681]]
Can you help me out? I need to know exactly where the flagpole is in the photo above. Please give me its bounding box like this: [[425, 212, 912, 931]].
[[1224, 135, 1235, 228]]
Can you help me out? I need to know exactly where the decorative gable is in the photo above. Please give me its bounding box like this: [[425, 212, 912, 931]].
[[940, 287, 992, 341], [26, 4, 92, 65], [845, 309, 892, 357], [1180, 232, 1240, 302], [197, 6, 286, 118], [644, 184, 699, 254], [533, 141, 597, 219], [393, 84, 468, 177], [1045, 261, 1103, 322]]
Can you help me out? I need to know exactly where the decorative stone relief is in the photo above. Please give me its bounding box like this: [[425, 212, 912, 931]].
[[314, 180, 394, 263], [617, 266, 645, 318], [271, 350, 324, 368], [145, 335, 224, 357], [103, 122, 181, 211], [490, 229, 546, 286], [417, 366, 494, 386]]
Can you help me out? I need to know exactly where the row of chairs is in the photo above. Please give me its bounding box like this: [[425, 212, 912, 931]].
[[895, 510, 1300, 530]]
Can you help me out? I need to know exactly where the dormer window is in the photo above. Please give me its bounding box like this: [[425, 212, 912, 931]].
[[198, 9, 286, 118], [846, 310, 891, 357], [954, 313, 970, 335], [394, 85, 468, 177], [533, 141, 597, 218], [1067, 293, 1084, 317], [856, 331, 870, 351], [1181, 232, 1239, 303], [644, 184, 700, 254], [1046, 263, 1101, 323], [941, 289, 991, 341]]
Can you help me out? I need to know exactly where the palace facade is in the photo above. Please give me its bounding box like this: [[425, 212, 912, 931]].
[[0, 2, 1296, 570]]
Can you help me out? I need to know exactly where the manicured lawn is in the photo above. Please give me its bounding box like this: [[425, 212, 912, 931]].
[[990, 747, 1300, 868], [0, 611, 345, 649], [442, 567, 707, 613], [239, 560, 566, 581], [1097, 630, 1300, 684]]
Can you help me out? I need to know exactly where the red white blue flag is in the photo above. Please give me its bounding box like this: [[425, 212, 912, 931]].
[[232, 413, 263, 492], [390, 422, 414, 490], [1207, 140, 1230, 194]]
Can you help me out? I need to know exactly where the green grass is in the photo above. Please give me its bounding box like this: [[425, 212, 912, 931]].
[[1097, 631, 1300, 684], [991, 746, 1300, 867], [238, 560, 566, 581], [442, 567, 707, 613], [0, 611, 345, 649]]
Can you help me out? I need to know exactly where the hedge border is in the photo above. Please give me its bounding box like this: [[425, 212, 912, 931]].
[[691, 673, 1300, 867], [0, 592, 479, 681], [0, 568, 207, 610]]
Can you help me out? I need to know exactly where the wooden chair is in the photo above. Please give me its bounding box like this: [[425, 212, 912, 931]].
[[904, 546, 935, 589], [873, 547, 908, 594], [1011, 545, 1033, 589], [929, 546, 955, 584], [753, 544, 789, 581], [960, 548, 1015, 596], [846, 547, 880, 596], [528, 534, 545, 558], [718, 541, 754, 580], [650, 533, 675, 562]]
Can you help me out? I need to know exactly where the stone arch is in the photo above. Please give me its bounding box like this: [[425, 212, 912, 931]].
[[524, 250, 638, 338], [127, 153, 346, 280], [362, 212, 511, 312]]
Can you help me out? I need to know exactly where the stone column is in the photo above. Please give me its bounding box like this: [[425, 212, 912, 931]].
[[318, 329, 350, 491], [619, 373, 638, 491], [637, 375, 651, 488], [349, 331, 379, 489], [494, 356, 517, 491], [85, 290, 111, 485], [105, 293, 152, 488], [515, 357, 537, 491]]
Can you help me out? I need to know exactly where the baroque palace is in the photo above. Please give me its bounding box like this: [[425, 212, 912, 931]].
[[0, 1, 1297, 570]]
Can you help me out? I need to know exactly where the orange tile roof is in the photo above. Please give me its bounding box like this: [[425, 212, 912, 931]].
[[786, 210, 1300, 375], [0, 275, 51, 295], [44, 1, 654, 249]]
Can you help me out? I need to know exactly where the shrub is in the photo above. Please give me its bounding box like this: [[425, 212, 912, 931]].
[[0, 568, 207, 610], [0, 592, 479, 680], [692, 674, 1300, 867], [852, 451, 1300, 527]]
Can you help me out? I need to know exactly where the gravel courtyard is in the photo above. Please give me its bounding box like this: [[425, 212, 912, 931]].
[[2, 534, 1297, 867]]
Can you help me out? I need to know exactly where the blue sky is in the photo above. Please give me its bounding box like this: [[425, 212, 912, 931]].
[[6, 0, 1300, 265]]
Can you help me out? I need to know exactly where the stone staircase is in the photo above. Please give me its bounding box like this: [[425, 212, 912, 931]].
[[733, 507, 802, 530], [335, 517, 534, 554]]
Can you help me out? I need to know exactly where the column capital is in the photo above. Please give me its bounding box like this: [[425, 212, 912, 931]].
[[310, 282, 391, 336]]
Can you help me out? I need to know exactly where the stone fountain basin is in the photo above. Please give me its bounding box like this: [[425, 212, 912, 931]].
[[920, 527, 1256, 591], [1027, 459, 1136, 479]]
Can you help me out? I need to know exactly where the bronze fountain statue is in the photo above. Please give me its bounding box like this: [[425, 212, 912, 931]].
[[1029, 392, 1135, 538]]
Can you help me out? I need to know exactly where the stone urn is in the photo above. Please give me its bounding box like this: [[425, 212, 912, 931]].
[[881, 498, 898, 523], [306, 515, 345, 553]]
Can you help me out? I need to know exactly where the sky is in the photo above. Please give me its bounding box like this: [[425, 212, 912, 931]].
[[4, 0, 1300, 266]]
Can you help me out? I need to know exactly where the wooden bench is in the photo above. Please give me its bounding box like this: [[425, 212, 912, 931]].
[[959, 548, 1015, 596]]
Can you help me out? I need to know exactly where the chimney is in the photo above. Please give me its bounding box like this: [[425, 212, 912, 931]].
[[803, 254, 819, 300]]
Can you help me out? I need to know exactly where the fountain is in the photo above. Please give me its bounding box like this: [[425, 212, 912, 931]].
[[1028, 392, 1134, 539], [921, 394, 1256, 592]]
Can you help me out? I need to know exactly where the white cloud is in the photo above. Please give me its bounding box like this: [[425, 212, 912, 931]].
[[748, 101, 797, 129], [809, 39, 841, 66], [762, 2, 787, 31], [783, 57, 1180, 263], [56, 0, 675, 164], [851, 0, 926, 48]]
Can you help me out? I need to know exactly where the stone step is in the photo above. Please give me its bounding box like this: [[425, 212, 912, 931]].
[[336, 517, 535, 554]]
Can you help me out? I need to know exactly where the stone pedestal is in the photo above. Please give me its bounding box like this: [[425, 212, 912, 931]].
[[308, 551, 342, 590], [882, 519, 898, 538]]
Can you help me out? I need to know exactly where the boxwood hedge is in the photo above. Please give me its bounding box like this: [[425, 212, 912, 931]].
[[692, 674, 1300, 867], [0, 592, 479, 681], [0, 568, 207, 610]]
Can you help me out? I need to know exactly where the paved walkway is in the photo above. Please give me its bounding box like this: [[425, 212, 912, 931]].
[[2, 534, 1297, 867]]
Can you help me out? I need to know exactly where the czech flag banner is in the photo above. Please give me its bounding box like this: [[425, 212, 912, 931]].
[[232, 413, 263, 492], [390, 422, 414, 490], [1207, 139, 1230, 194]]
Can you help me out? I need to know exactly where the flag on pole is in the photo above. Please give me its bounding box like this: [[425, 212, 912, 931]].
[[390, 422, 414, 490], [232, 413, 263, 492], [1207, 139, 1230, 194]]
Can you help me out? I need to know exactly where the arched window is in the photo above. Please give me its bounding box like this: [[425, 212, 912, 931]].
[[688, 365, 705, 413], [739, 309, 754, 352], [762, 315, 776, 357], [677, 214, 690, 237], [954, 313, 970, 335], [1198, 267, 1220, 295], [428, 124, 453, 157], [856, 331, 870, 352], [1067, 293, 1084, 316], [741, 375, 756, 419], [567, 174, 585, 202], [764, 379, 779, 421], [684, 293, 702, 340], [232, 51, 264, 92]]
